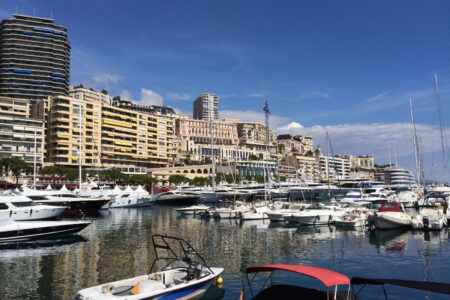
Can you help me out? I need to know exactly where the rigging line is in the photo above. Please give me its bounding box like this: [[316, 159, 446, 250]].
[[434, 74, 448, 184]]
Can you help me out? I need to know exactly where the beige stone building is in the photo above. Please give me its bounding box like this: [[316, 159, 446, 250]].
[[294, 155, 320, 182], [0, 96, 30, 117], [33, 95, 171, 169], [175, 114, 239, 146], [277, 134, 314, 155], [237, 121, 275, 151]]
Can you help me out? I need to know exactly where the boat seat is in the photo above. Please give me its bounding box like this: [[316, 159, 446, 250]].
[[111, 285, 134, 296], [131, 279, 165, 295]]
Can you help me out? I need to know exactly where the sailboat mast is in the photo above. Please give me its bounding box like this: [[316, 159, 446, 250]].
[[409, 96, 421, 188], [434, 73, 448, 184], [263, 101, 270, 203], [326, 132, 330, 197], [209, 99, 215, 191], [33, 129, 37, 188]]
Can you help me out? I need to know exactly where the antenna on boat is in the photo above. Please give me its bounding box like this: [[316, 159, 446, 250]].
[[78, 102, 83, 192], [33, 129, 37, 189], [326, 132, 330, 198]]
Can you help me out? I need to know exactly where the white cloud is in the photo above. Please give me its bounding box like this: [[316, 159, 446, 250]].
[[139, 89, 164, 106], [221, 109, 290, 129], [92, 72, 122, 85], [277, 122, 304, 132], [166, 93, 192, 101], [276, 122, 449, 161], [119, 88, 164, 106]]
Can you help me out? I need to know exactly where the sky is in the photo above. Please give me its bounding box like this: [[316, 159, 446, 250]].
[[1, 0, 449, 182]]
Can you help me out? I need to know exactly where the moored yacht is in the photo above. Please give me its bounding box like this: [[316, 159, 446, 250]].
[[152, 190, 201, 206], [370, 202, 412, 230], [0, 193, 66, 221], [0, 220, 91, 243], [21, 188, 110, 213]]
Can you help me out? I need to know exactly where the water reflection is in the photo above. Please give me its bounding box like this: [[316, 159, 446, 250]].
[[0, 207, 448, 299]]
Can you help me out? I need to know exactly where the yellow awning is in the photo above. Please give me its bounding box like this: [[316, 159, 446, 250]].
[[103, 119, 132, 128], [86, 123, 93, 128], [57, 134, 70, 139], [57, 142, 70, 146], [114, 140, 132, 146], [107, 133, 115, 137]]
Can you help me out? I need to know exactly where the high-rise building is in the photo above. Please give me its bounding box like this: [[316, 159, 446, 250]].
[[0, 14, 70, 102], [69, 86, 111, 105], [193, 93, 219, 120]]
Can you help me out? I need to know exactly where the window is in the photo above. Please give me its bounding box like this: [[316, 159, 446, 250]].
[[0, 203, 9, 210], [12, 201, 35, 207]]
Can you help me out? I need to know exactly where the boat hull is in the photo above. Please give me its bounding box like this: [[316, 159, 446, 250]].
[[373, 213, 411, 230], [35, 199, 110, 214], [155, 196, 200, 206], [0, 221, 90, 243]]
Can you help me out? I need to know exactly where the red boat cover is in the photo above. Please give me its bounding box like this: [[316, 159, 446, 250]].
[[246, 264, 350, 287], [378, 202, 402, 212]]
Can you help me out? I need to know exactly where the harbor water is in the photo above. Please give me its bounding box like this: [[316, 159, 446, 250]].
[[0, 206, 449, 299]]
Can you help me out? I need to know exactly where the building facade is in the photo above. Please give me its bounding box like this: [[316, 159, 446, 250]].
[[295, 155, 320, 182], [175, 115, 239, 146], [193, 93, 219, 120], [237, 121, 276, 151], [277, 134, 315, 155], [35, 95, 171, 169], [0, 14, 70, 102], [317, 155, 351, 180], [0, 111, 43, 166], [69, 86, 111, 105]]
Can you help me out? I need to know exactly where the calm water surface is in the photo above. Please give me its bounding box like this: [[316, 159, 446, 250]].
[[0, 206, 449, 299]]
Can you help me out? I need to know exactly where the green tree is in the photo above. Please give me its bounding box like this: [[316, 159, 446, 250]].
[[249, 154, 259, 161], [192, 177, 210, 187], [169, 175, 191, 185], [1, 158, 32, 183], [101, 89, 108, 95]]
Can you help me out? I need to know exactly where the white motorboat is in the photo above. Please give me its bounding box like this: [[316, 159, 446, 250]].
[[365, 191, 391, 205], [285, 208, 339, 225], [334, 210, 368, 228], [340, 191, 366, 203], [265, 203, 310, 222], [212, 205, 250, 219], [176, 205, 210, 216], [0, 193, 65, 221], [21, 188, 111, 213], [412, 207, 447, 231], [392, 191, 418, 208], [0, 220, 91, 243], [240, 205, 271, 220], [75, 235, 223, 300], [370, 202, 412, 230], [152, 190, 201, 206]]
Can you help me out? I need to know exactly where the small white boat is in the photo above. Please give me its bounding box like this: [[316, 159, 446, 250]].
[[240, 206, 271, 220], [176, 205, 210, 216], [0, 220, 91, 243], [75, 235, 223, 300], [412, 207, 447, 231], [393, 191, 418, 208], [285, 209, 336, 225], [371, 202, 412, 230], [334, 210, 367, 228], [266, 203, 310, 222]]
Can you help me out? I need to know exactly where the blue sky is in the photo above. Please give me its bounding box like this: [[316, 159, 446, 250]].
[[1, 0, 449, 181]]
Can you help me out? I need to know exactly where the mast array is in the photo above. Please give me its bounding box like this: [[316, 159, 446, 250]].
[[434, 74, 448, 184]]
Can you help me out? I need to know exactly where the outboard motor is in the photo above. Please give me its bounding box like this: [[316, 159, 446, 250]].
[[422, 216, 430, 230]]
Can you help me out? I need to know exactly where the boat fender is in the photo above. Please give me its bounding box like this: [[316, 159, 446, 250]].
[[329, 214, 333, 222], [9, 210, 12, 217], [216, 276, 223, 284], [317, 215, 320, 220], [30, 209, 33, 216]]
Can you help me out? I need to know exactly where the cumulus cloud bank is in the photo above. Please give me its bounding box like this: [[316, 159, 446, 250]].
[[92, 72, 122, 85], [276, 122, 448, 160]]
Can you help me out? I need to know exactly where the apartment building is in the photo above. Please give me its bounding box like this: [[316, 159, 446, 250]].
[[295, 155, 320, 182], [318, 155, 351, 180], [237, 121, 276, 151], [0, 14, 70, 102], [193, 93, 219, 120], [0, 96, 30, 117], [35, 95, 170, 169], [277, 134, 314, 155], [0, 97, 43, 165]]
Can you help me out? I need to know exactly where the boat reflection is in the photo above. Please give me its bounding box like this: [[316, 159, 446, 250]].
[[369, 229, 410, 254]]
